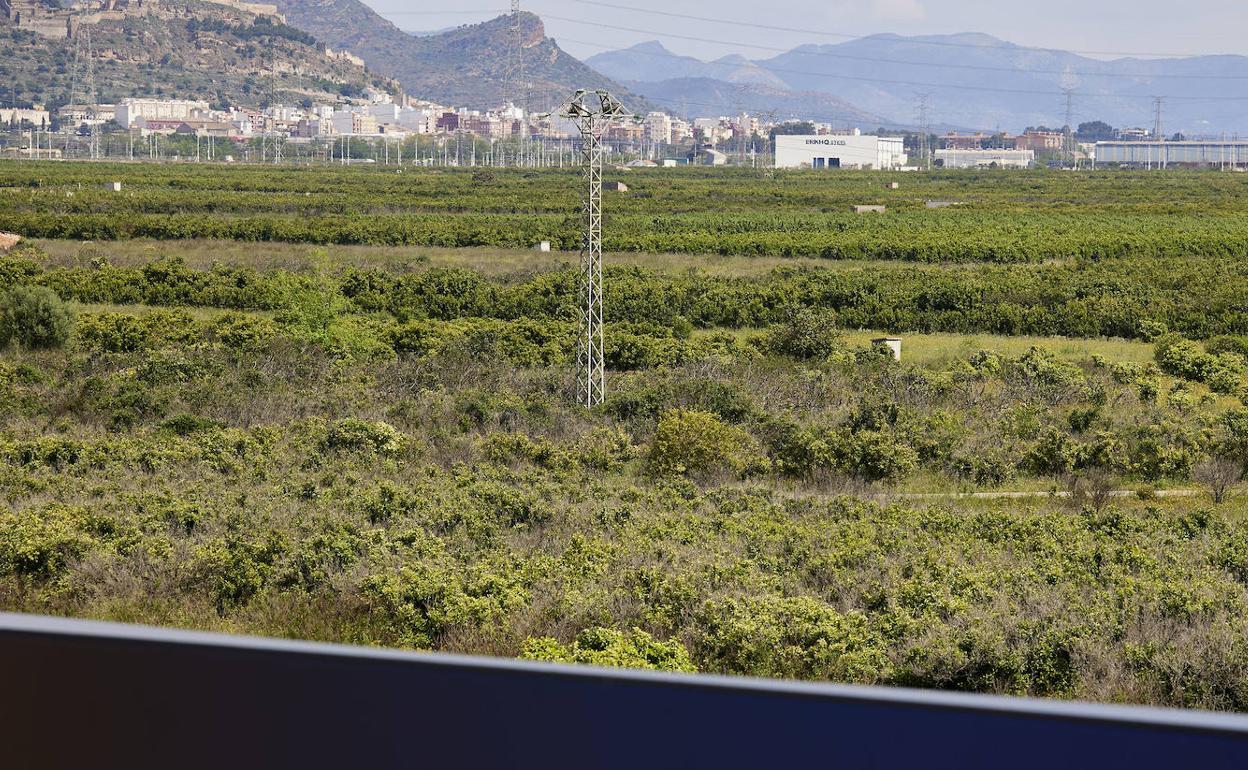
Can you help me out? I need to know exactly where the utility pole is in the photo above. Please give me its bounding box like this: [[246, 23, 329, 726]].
[[915, 93, 931, 170], [84, 28, 99, 159], [1062, 87, 1075, 168], [1152, 96, 1166, 169], [68, 26, 100, 159], [550, 90, 631, 407]]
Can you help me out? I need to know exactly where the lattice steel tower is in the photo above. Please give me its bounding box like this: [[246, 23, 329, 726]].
[[556, 90, 630, 407], [69, 26, 101, 159]]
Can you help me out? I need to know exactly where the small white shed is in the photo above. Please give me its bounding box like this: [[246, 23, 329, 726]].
[[872, 337, 903, 361]]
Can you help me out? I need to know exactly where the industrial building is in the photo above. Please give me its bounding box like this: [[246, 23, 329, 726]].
[[774, 134, 908, 170], [115, 99, 210, 129], [1094, 141, 1248, 168], [935, 148, 1035, 169]]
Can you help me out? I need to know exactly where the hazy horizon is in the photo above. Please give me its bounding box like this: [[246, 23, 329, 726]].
[[365, 0, 1248, 62]]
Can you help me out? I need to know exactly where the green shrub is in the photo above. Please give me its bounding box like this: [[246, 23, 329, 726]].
[[161, 414, 224, 436], [75, 312, 150, 352], [190, 528, 286, 613], [951, 450, 1017, 487], [695, 596, 890, 683], [520, 627, 695, 672], [0, 505, 98, 580], [323, 419, 407, 456], [835, 430, 920, 484], [1025, 427, 1078, 477], [647, 409, 765, 477], [763, 308, 843, 360], [1156, 334, 1246, 393], [359, 558, 531, 649], [1206, 335, 1248, 361], [0, 285, 74, 349], [211, 312, 277, 351]]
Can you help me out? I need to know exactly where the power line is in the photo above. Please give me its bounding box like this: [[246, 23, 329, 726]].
[[1063, 87, 1076, 164], [570, 0, 1246, 60], [383, 9, 509, 14], [544, 14, 1248, 94], [915, 93, 931, 170]]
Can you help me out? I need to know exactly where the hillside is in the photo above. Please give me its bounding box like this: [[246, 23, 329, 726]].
[[273, 2, 649, 111], [589, 40, 896, 125], [0, 0, 394, 112], [591, 32, 1248, 134], [760, 33, 1248, 134], [588, 41, 787, 89], [625, 77, 891, 126]]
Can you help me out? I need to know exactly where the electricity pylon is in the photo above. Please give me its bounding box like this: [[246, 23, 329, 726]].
[[69, 26, 100, 159], [553, 89, 630, 407]]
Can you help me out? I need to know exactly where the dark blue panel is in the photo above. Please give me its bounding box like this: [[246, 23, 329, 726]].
[[2, 612, 1247, 770]]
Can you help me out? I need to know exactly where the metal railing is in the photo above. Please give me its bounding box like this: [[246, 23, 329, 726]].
[[3, 611, 1248, 769]]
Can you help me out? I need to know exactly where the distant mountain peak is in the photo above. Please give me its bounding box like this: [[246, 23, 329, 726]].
[[274, 2, 646, 110], [898, 32, 1008, 46], [629, 40, 676, 54]]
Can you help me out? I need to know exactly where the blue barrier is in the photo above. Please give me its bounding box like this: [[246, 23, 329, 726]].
[[3, 611, 1248, 769]]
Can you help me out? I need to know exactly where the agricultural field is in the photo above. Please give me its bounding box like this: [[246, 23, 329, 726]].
[[3, 162, 1248, 710]]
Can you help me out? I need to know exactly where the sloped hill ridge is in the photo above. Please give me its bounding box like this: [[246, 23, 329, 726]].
[[1, 0, 393, 110], [760, 32, 1248, 132], [588, 41, 785, 88], [626, 77, 891, 126], [592, 31, 1248, 132], [273, 2, 649, 111]]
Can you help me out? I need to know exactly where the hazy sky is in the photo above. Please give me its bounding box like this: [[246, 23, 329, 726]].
[[366, 0, 1248, 61]]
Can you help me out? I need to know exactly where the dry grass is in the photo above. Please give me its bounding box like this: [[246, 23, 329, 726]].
[[31, 238, 938, 279]]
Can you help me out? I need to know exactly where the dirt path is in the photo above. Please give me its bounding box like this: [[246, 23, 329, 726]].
[[895, 489, 1202, 501]]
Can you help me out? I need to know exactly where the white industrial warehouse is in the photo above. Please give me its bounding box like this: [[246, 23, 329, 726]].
[[1094, 141, 1248, 168], [935, 149, 1035, 169], [774, 133, 908, 170]]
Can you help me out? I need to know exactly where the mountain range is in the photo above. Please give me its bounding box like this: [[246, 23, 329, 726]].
[[272, 2, 649, 113], [619, 78, 890, 128], [20, 0, 1244, 135], [590, 36, 1248, 134]]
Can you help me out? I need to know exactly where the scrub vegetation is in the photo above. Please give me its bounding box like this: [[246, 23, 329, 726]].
[[3, 163, 1248, 710]]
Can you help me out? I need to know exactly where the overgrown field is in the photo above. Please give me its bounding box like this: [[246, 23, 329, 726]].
[[4, 163, 1248, 710], [2, 162, 1248, 262]]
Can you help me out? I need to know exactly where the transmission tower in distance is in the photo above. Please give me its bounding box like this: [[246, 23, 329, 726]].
[[1062, 87, 1076, 167], [914, 93, 931, 170], [69, 26, 101, 159], [552, 89, 631, 407]]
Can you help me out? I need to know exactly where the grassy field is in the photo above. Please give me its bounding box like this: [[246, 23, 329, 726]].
[[31, 238, 841, 278], [4, 163, 1248, 710]]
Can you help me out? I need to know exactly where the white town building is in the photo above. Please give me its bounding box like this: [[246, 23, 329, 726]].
[[115, 99, 210, 128], [774, 134, 908, 170], [644, 111, 673, 145]]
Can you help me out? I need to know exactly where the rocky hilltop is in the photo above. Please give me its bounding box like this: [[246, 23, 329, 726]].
[[274, 2, 647, 111], [1, 0, 394, 111]]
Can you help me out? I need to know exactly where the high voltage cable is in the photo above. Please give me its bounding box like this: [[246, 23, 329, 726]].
[[554, 34, 1248, 104], [382, 10, 509, 14], [570, 0, 1244, 60]]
